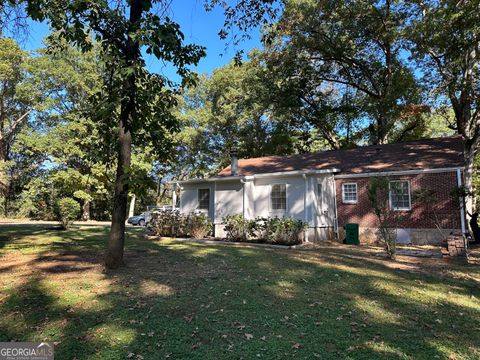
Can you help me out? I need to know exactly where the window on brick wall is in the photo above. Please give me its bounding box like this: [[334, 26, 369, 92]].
[[342, 183, 357, 203], [389, 181, 411, 210], [198, 189, 210, 210], [271, 184, 287, 211]]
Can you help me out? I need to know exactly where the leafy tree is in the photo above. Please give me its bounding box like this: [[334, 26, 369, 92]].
[[406, 0, 480, 211], [24, 38, 109, 220], [170, 58, 312, 181], [0, 37, 45, 216], [260, 0, 426, 146], [6, 0, 206, 268]]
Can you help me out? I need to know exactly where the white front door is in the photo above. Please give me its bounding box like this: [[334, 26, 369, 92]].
[[314, 175, 336, 228]]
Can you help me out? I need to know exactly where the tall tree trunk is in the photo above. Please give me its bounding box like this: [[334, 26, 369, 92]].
[[0, 141, 9, 217], [105, 116, 131, 268], [463, 138, 478, 216], [104, 0, 142, 269]]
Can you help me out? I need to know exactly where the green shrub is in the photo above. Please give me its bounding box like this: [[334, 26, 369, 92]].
[[223, 215, 307, 245], [188, 212, 213, 239], [150, 210, 212, 238], [367, 177, 399, 260], [223, 214, 256, 241], [54, 197, 80, 229], [261, 217, 307, 245], [150, 210, 185, 237]]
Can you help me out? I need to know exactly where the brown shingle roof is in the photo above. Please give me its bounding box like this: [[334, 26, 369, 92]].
[[217, 136, 465, 177]]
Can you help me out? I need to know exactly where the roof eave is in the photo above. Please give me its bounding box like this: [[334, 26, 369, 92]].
[[171, 168, 341, 185]]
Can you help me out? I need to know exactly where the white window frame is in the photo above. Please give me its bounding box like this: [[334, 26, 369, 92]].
[[342, 183, 358, 204], [197, 188, 210, 211], [270, 183, 287, 212], [389, 180, 411, 211]]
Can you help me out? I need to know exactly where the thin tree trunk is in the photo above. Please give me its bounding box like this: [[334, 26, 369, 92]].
[[82, 200, 90, 221], [105, 113, 132, 268], [3, 195, 8, 218], [104, 0, 142, 269], [0, 142, 9, 218], [464, 140, 477, 215]]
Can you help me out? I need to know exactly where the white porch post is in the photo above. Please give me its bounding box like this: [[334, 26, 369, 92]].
[[241, 178, 254, 219], [172, 183, 177, 209], [128, 194, 136, 218], [303, 174, 309, 242]]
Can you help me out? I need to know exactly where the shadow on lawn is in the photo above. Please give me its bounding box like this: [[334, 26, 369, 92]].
[[0, 225, 479, 359]]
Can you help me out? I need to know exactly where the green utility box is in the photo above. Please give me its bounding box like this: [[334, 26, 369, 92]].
[[344, 223, 360, 245]]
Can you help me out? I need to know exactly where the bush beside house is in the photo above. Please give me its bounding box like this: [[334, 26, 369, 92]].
[[223, 214, 307, 245], [150, 210, 213, 239], [149, 211, 306, 245]]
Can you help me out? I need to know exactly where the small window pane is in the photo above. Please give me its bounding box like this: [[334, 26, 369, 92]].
[[342, 183, 357, 203], [390, 181, 410, 210], [271, 184, 286, 210], [198, 189, 210, 210]]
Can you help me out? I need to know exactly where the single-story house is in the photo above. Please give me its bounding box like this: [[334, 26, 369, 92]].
[[172, 136, 467, 244]]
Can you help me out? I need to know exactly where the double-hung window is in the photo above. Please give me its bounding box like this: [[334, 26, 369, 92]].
[[389, 181, 411, 210], [271, 184, 287, 211], [198, 189, 210, 211], [342, 183, 357, 203]]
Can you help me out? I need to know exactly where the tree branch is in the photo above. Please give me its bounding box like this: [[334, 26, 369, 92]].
[[0, 109, 31, 142]]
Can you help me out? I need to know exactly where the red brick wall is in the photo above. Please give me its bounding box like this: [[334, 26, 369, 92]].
[[335, 172, 462, 229]]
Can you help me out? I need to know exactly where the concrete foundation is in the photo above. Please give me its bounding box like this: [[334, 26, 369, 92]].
[[337, 227, 459, 245]]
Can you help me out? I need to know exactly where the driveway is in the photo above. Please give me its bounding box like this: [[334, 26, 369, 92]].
[[0, 219, 113, 227]]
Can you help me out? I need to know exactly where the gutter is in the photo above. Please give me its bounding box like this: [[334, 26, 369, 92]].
[[335, 166, 464, 179], [172, 168, 341, 185]]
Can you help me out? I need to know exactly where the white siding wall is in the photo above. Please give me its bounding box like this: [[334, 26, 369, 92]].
[[214, 180, 243, 223], [253, 176, 306, 221], [179, 173, 337, 241], [179, 183, 215, 219]]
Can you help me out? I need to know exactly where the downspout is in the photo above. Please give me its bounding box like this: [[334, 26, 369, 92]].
[[213, 181, 217, 229], [457, 168, 466, 234], [303, 174, 309, 242], [332, 176, 339, 240], [240, 178, 247, 218]]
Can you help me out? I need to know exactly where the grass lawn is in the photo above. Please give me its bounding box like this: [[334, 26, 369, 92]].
[[0, 224, 479, 359]]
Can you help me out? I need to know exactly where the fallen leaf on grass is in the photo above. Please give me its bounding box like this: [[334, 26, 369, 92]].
[[233, 320, 245, 330]]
